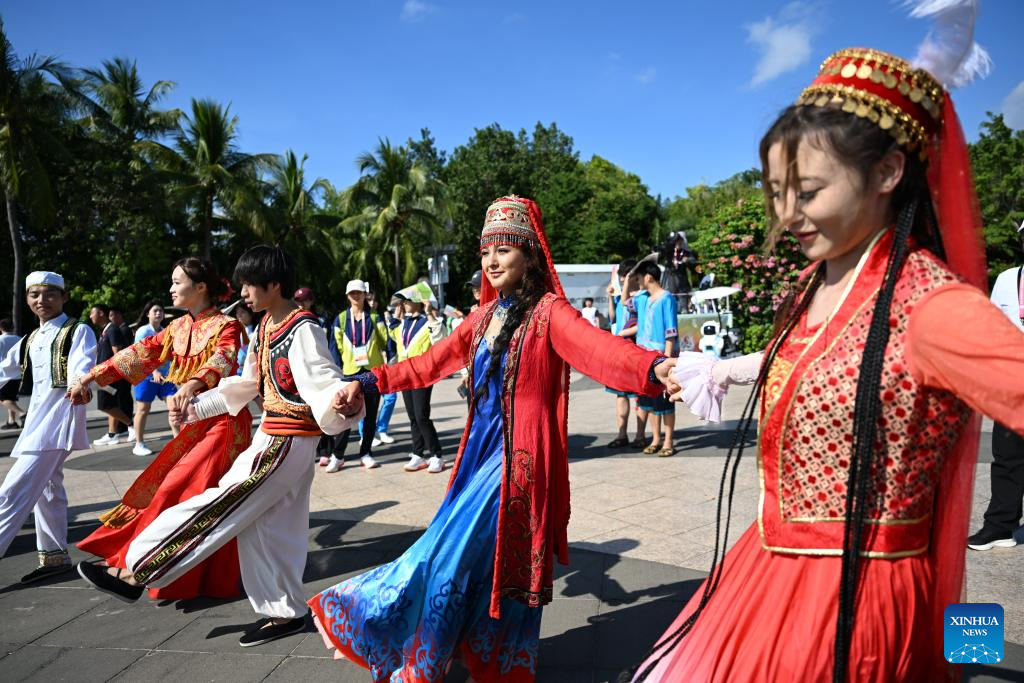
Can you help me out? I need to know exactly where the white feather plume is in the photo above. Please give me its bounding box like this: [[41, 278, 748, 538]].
[[904, 0, 993, 88]]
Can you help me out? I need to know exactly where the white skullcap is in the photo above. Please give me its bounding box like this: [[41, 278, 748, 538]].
[[25, 271, 65, 290]]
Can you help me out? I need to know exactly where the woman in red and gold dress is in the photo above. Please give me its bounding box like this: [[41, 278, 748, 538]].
[[630, 41, 1024, 683], [73, 258, 250, 600]]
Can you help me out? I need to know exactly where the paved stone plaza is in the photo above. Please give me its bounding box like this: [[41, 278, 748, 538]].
[[1, 373, 1021, 681]]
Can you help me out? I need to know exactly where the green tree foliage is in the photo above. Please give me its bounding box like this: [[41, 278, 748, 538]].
[[341, 138, 445, 298], [0, 19, 77, 332], [690, 194, 804, 353], [572, 156, 659, 263], [969, 113, 1024, 277]]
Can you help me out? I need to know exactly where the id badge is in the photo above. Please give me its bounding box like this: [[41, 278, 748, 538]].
[[353, 343, 370, 367]]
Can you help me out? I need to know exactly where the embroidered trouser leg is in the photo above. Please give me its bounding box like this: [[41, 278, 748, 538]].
[[0, 449, 70, 557], [126, 432, 316, 618], [982, 422, 1024, 535]]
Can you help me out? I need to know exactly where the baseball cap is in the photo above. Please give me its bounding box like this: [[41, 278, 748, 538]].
[[466, 270, 482, 288], [293, 287, 314, 301], [346, 279, 368, 294]]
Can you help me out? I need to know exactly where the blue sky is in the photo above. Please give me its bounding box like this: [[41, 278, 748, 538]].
[[7, 1, 1023, 199]]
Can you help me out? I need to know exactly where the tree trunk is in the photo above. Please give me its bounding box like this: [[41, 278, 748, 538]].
[[202, 192, 214, 260], [5, 193, 24, 335], [393, 234, 402, 291]]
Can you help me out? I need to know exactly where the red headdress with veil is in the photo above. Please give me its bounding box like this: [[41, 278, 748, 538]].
[[477, 195, 565, 305]]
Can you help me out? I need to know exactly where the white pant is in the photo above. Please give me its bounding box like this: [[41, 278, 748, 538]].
[[126, 431, 315, 618], [0, 449, 70, 557]]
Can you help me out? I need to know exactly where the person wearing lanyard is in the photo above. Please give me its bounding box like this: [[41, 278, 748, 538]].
[[325, 280, 389, 473], [969, 220, 1024, 551], [392, 292, 447, 473]]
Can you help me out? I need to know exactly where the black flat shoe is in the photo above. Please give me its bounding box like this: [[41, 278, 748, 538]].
[[238, 615, 308, 647], [76, 561, 143, 603], [21, 551, 74, 584]]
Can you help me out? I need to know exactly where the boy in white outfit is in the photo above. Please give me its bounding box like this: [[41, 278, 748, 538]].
[[0, 271, 96, 583]]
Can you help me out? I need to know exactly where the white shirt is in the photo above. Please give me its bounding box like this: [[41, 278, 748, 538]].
[[990, 266, 1024, 332], [0, 333, 19, 360], [0, 313, 97, 453], [581, 306, 599, 327], [217, 320, 363, 435]]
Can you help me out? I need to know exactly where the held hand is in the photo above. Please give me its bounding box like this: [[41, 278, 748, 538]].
[[168, 379, 203, 414], [66, 377, 93, 406], [152, 370, 164, 384], [332, 382, 364, 417], [655, 358, 681, 396]]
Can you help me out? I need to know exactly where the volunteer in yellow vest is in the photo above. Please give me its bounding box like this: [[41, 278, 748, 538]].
[[325, 280, 389, 473], [391, 283, 447, 473]]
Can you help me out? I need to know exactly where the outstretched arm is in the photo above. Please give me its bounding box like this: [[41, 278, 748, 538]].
[[548, 298, 666, 396], [908, 284, 1024, 435], [371, 310, 477, 395]]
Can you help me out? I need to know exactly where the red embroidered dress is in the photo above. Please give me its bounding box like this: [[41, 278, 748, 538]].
[[640, 234, 1024, 681], [78, 307, 251, 600]]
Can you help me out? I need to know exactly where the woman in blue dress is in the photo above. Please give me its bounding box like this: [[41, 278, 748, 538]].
[[311, 196, 677, 682]]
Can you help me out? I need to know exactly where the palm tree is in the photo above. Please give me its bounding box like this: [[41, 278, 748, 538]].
[[142, 98, 273, 259], [0, 20, 75, 332], [343, 138, 445, 294], [81, 57, 180, 151]]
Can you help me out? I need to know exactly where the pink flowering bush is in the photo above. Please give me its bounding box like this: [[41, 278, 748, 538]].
[[691, 196, 807, 353]]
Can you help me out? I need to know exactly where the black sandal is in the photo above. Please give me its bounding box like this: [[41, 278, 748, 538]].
[[629, 436, 648, 449], [77, 561, 143, 603], [607, 436, 629, 448]]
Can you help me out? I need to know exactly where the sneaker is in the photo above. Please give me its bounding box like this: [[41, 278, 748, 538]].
[[427, 456, 444, 474], [967, 528, 1018, 551], [371, 437, 382, 448], [325, 456, 343, 473], [377, 432, 395, 444], [126, 426, 136, 442], [318, 456, 330, 467], [132, 442, 154, 457], [76, 561, 143, 603], [404, 454, 428, 472], [114, 431, 130, 444], [1, 422, 18, 431], [21, 550, 73, 584], [238, 615, 308, 648], [361, 454, 379, 469], [93, 433, 119, 446]]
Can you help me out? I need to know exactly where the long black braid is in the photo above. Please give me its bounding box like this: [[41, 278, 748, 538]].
[[471, 245, 550, 408], [624, 267, 824, 683]]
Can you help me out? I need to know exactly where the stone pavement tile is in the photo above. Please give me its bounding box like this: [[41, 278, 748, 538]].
[[566, 508, 631, 542], [36, 596, 199, 650], [0, 586, 111, 645], [590, 595, 686, 670], [264, 655, 367, 681], [574, 529, 713, 570], [538, 597, 601, 669], [156, 613, 313, 655], [963, 641, 1024, 682], [288, 631, 336, 658], [536, 668, 595, 683], [0, 644, 145, 681], [554, 549, 606, 600], [599, 556, 704, 606], [572, 481, 661, 515], [110, 650, 284, 682], [0, 641, 22, 661]]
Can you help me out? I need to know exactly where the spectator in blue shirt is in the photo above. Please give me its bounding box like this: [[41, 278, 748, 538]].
[[634, 260, 678, 456]]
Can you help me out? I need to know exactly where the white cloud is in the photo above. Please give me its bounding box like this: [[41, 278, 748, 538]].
[[636, 67, 657, 84], [745, 2, 816, 87], [401, 0, 435, 23], [1003, 81, 1024, 130]]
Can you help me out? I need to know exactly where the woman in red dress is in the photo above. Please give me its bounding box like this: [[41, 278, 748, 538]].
[[73, 258, 251, 600], [310, 196, 679, 682], [630, 42, 1024, 683]]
